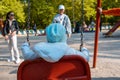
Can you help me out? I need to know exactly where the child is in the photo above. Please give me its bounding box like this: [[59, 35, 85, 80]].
[[21, 23, 89, 62], [53, 5, 72, 38]]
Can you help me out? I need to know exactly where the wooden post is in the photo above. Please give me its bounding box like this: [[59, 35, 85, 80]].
[[93, 0, 101, 68]]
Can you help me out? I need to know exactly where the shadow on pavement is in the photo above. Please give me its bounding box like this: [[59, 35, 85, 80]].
[[92, 77, 120, 80], [9, 69, 17, 74], [0, 56, 24, 61]]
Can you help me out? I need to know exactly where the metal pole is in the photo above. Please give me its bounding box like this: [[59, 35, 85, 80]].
[[93, 0, 101, 68], [80, 0, 84, 51], [72, 0, 75, 27], [27, 0, 30, 44]]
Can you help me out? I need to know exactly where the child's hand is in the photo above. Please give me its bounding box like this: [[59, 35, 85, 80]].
[[5, 35, 8, 40], [12, 31, 16, 36], [67, 34, 71, 38], [98, 7, 102, 14], [22, 42, 29, 47]]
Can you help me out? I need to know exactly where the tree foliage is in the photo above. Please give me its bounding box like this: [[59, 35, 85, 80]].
[[0, 0, 25, 23], [29, 0, 97, 29], [0, 0, 120, 29], [29, 0, 55, 29]]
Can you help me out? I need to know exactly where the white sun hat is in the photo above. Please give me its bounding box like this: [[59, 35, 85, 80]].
[[58, 5, 65, 10]]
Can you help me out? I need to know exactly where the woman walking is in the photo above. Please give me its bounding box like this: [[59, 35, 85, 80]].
[[4, 11, 20, 64]]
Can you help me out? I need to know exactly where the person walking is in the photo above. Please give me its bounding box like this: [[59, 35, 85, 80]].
[[4, 11, 21, 64], [33, 23, 37, 36], [53, 5, 72, 38], [82, 21, 89, 31]]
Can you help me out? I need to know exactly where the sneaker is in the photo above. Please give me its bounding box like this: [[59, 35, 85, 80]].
[[15, 58, 21, 64], [7, 57, 15, 62]]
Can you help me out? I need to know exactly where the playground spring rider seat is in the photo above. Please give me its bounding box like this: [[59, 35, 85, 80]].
[[17, 55, 91, 80]]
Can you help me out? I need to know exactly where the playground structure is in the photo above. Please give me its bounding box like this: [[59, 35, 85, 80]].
[[93, 0, 120, 68], [101, 8, 120, 36], [17, 55, 91, 80], [103, 21, 120, 36]]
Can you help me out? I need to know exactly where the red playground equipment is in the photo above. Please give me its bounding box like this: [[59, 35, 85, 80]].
[[93, 0, 120, 68], [17, 55, 91, 80], [101, 8, 120, 36], [103, 21, 120, 36]]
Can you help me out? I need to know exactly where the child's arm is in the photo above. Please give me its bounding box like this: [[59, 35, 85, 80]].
[[21, 42, 39, 60]]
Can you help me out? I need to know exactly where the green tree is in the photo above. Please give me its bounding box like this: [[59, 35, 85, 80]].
[[84, 0, 96, 21], [25, 0, 120, 29], [29, 0, 97, 28], [30, 0, 55, 29], [0, 0, 25, 23]]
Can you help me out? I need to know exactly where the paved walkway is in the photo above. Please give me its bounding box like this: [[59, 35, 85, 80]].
[[0, 30, 120, 80]]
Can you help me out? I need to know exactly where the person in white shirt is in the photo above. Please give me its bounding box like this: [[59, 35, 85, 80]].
[[21, 23, 89, 62], [4, 11, 20, 64], [53, 5, 72, 38]]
